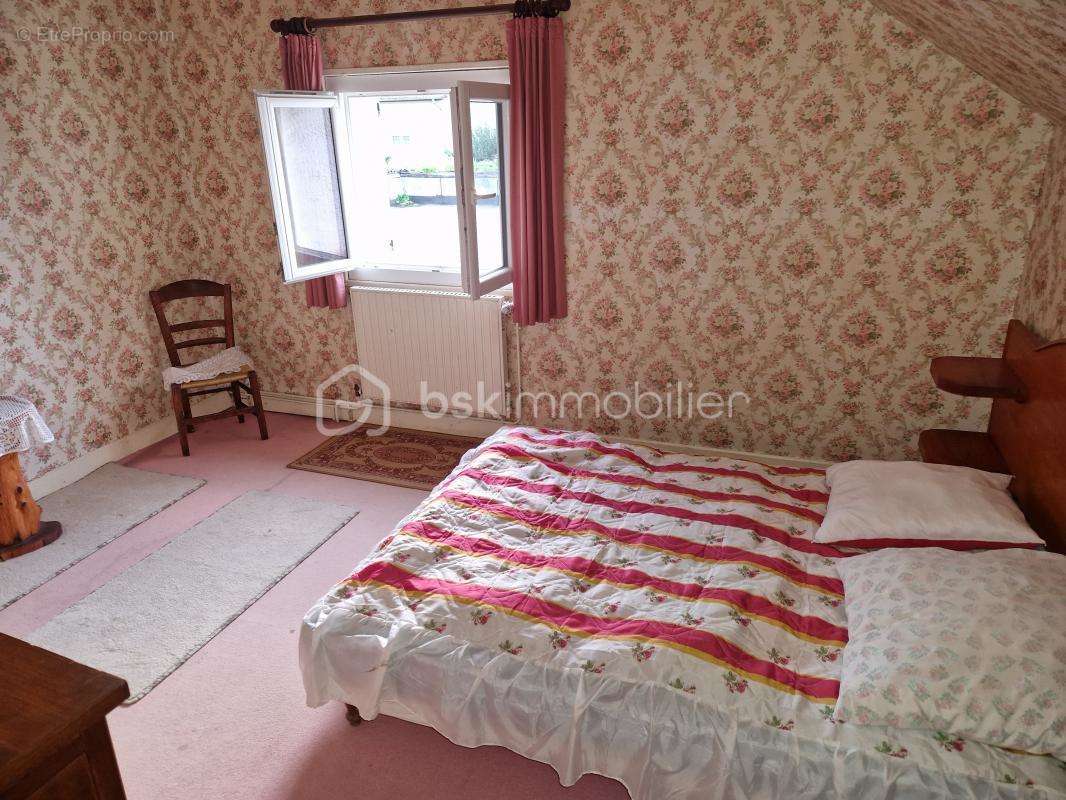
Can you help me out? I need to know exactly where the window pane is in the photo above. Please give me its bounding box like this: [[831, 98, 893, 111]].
[[273, 106, 348, 267], [349, 95, 462, 272], [470, 99, 506, 277]]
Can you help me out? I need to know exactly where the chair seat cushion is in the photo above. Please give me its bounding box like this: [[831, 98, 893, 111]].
[[162, 346, 254, 389]]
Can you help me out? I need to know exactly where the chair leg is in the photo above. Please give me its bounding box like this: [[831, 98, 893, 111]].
[[249, 371, 269, 441], [181, 391, 195, 432], [231, 381, 245, 423], [170, 386, 190, 457]]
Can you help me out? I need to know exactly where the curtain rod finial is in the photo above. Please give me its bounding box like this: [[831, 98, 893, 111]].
[[270, 16, 315, 35], [543, 0, 570, 17]]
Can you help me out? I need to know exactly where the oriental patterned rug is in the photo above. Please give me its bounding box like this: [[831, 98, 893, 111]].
[[287, 426, 483, 490]]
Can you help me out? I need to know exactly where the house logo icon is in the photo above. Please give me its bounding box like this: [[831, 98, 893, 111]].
[[315, 364, 391, 437]]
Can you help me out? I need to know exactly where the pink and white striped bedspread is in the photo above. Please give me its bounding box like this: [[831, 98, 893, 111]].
[[300, 427, 1066, 799]]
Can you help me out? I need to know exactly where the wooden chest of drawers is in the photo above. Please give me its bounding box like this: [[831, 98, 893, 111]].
[[0, 634, 129, 800]]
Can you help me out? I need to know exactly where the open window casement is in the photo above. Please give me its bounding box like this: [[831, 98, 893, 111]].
[[256, 92, 358, 283], [452, 81, 512, 299]]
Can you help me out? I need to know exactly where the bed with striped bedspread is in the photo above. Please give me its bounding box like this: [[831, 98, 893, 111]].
[[300, 427, 1066, 800]]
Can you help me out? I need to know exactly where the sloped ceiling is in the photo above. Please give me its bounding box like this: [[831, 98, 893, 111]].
[[869, 0, 1066, 126]]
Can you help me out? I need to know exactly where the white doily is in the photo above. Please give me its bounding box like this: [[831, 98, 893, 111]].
[[161, 346, 254, 389], [0, 395, 55, 458]]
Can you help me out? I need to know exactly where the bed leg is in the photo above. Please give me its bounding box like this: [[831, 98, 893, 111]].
[[344, 704, 362, 726]]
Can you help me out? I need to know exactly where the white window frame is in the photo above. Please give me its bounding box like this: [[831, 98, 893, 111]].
[[454, 81, 512, 299], [325, 62, 511, 293], [255, 91, 359, 284]]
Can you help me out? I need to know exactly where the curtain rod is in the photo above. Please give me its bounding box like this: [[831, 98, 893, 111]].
[[270, 0, 571, 35]]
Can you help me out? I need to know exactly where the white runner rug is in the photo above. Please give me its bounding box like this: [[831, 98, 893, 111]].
[[28, 490, 358, 701], [0, 464, 204, 609]]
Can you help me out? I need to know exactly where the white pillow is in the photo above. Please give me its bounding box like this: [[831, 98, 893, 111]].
[[814, 460, 1043, 549], [835, 547, 1066, 758]]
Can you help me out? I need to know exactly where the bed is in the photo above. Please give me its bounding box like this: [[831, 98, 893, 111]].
[[301, 422, 1066, 799], [302, 320, 1066, 799]]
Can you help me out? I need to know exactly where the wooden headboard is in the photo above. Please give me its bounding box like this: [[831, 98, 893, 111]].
[[989, 320, 1066, 554]]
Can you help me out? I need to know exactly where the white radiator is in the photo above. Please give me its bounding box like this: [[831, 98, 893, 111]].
[[349, 287, 508, 418]]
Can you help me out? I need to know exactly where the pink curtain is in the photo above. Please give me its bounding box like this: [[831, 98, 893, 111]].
[[279, 34, 348, 310], [506, 17, 566, 326]]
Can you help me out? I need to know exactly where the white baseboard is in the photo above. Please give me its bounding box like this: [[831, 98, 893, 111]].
[[261, 391, 828, 469], [260, 391, 507, 438], [28, 394, 231, 499]]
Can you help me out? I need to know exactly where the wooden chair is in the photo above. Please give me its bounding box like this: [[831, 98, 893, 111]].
[[149, 280, 268, 456]]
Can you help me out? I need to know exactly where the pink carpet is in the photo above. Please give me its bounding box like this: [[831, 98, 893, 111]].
[[0, 413, 627, 800]]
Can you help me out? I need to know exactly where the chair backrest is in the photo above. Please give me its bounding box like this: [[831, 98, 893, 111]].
[[149, 280, 235, 368]]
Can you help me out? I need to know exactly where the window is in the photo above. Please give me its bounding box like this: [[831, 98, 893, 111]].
[[256, 94, 356, 281], [256, 62, 511, 298]]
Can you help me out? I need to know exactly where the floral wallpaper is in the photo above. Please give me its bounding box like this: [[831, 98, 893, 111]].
[[0, 0, 1057, 482], [868, 0, 1066, 127], [507, 1, 1051, 461], [1016, 127, 1066, 340], [169, 0, 1054, 464], [0, 0, 195, 479], [860, 0, 1066, 344]]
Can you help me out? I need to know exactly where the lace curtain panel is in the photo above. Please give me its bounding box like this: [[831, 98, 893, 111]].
[[0, 396, 54, 458]]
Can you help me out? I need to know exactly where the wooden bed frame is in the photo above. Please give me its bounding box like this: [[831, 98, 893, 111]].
[[922, 319, 1066, 555]]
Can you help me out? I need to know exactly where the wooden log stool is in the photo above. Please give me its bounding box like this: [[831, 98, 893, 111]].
[[0, 396, 62, 560]]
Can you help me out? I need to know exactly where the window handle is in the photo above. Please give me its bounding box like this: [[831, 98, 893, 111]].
[[474, 192, 497, 201]]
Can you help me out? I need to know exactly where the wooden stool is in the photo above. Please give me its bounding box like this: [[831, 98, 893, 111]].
[[0, 452, 62, 560], [0, 396, 63, 560]]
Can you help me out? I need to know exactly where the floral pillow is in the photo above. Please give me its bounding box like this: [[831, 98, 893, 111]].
[[835, 547, 1066, 759]]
